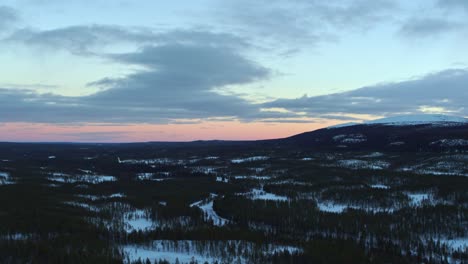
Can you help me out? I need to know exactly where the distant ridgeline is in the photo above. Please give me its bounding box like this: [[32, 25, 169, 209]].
[[275, 114, 468, 152]]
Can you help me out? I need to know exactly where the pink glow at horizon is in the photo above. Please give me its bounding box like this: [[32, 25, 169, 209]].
[[0, 121, 339, 142]]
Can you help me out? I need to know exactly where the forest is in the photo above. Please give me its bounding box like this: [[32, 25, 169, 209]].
[[0, 142, 466, 263]]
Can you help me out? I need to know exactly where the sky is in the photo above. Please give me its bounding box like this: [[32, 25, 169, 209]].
[[0, 0, 467, 142]]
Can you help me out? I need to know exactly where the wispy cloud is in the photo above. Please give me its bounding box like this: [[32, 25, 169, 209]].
[[0, 6, 19, 31], [263, 69, 468, 118]]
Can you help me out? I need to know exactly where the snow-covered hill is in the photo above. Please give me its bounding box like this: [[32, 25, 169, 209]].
[[281, 114, 468, 152], [366, 114, 467, 125], [328, 114, 467, 129]]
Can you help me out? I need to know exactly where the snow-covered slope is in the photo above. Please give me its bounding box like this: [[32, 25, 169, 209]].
[[285, 114, 468, 152], [366, 114, 467, 125], [329, 114, 467, 129]]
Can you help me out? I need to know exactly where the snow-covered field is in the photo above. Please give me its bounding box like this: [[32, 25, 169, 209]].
[[190, 194, 229, 226], [441, 238, 468, 252], [233, 175, 272, 180], [0, 172, 13, 185], [407, 193, 431, 206], [333, 134, 367, 144], [335, 159, 390, 170], [76, 193, 125, 201], [430, 139, 468, 147], [122, 240, 302, 264], [366, 114, 467, 126], [242, 188, 288, 201], [124, 209, 156, 233], [231, 156, 269, 163], [370, 184, 390, 189], [360, 152, 384, 158], [317, 202, 348, 213], [316, 201, 395, 214], [118, 157, 183, 165], [48, 173, 117, 184]]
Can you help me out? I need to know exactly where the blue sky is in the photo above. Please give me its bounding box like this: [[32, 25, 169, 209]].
[[0, 0, 467, 141]]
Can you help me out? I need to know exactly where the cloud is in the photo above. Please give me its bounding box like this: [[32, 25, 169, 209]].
[[86, 42, 271, 119], [218, 0, 397, 47], [263, 68, 468, 119], [398, 1, 468, 38], [0, 6, 18, 31], [399, 17, 461, 37], [2, 67, 467, 124], [438, 0, 468, 12], [7, 24, 251, 56], [7, 25, 157, 55], [0, 29, 285, 123]]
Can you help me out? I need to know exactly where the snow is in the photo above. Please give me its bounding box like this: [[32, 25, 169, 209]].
[[400, 162, 468, 177], [119, 157, 182, 165], [231, 156, 269, 163], [1, 233, 32, 240], [327, 122, 360, 129], [317, 201, 395, 214], [250, 167, 266, 173], [64, 201, 100, 212], [124, 209, 156, 233], [136, 173, 154, 180], [190, 194, 229, 226], [48, 156, 56, 159], [407, 193, 431, 206], [333, 134, 367, 144], [317, 202, 348, 213], [48, 173, 117, 184], [198, 201, 229, 226], [110, 193, 125, 198], [370, 184, 390, 189], [335, 159, 390, 170], [137, 172, 172, 180], [192, 166, 218, 174], [0, 172, 13, 185], [430, 139, 468, 147], [123, 244, 214, 264], [78, 169, 93, 174], [245, 188, 288, 201], [81, 175, 116, 184], [77, 193, 126, 201], [366, 114, 467, 125], [234, 175, 272, 180], [216, 176, 229, 183], [122, 240, 302, 264], [360, 152, 384, 158], [441, 238, 468, 252]]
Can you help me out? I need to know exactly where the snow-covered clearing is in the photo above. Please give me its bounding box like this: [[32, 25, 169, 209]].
[[370, 184, 390, 189], [407, 193, 431, 206], [231, 156, 269, 163], [0, 172, 13, 185], [123, 240, 302, 264], [48, 173, 117, 184], [317, 201, 395, 214], [241, 188, 288, 201], [124, 209, 156, 233], [190, 194, 229, 226], [233, 175, 272, 180], [335, 159, 390, 170], [441, 238, 468, 252]]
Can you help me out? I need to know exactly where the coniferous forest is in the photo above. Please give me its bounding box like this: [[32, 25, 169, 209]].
[[0, 140, 466, 263]]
